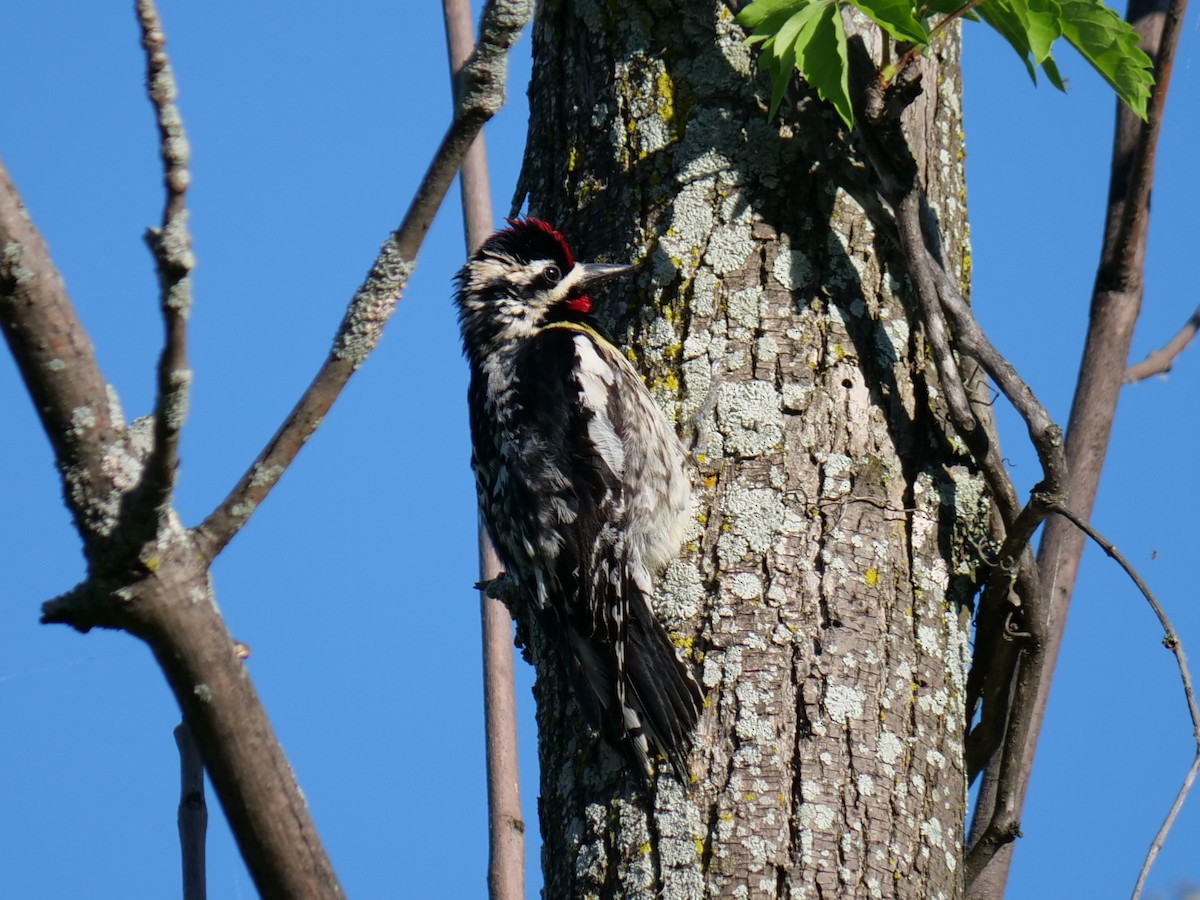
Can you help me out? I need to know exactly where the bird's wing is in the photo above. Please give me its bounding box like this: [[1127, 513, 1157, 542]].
[[500, 324, 636, 736], [514, 324, 701, 780]]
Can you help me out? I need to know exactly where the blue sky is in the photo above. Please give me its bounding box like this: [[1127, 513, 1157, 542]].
[[2, 3, 1197, 898]]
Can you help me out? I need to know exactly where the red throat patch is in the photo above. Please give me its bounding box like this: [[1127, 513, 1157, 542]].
[[566, 296, 593, 315]]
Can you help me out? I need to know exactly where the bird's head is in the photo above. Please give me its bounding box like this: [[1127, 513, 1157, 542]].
[[454, 217, 632, 355]]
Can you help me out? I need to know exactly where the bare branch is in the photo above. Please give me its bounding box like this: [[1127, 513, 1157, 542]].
[[133, 0, 195, 528], [175, 722, 208, 900], [965, 540, 1040, 783], [0, 159, 130, 556], [838, 52, 1061, 813], [849, 60, 1044, 527], [1125, 302, 1200, 382], [442, 2, 527, 899], [1108, 0, 1184, 283], [929, 261, 1066, 491], [476, 532, 526, 899], [893, 192, 977, 431], [969, 0, 1189, 890], [42, 528, 345, 898], [197, 0, 533, 559], [1046, 504, 1200, 898], [19, 3, 527, 893]]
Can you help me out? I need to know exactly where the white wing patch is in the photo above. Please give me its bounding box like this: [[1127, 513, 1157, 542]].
[[573, 335, 626, 478]]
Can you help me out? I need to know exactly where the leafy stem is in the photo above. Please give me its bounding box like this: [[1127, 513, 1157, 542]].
[[737, 0, 1154, 125]]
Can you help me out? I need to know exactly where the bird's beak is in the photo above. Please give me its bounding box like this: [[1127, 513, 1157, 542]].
[[576, 262, 634, 290]]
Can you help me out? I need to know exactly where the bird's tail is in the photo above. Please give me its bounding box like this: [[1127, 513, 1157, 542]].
[[617, 567, 704, 784], [557, 565, 704, 787]]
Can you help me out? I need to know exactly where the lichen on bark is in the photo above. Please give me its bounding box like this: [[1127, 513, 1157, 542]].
[[517, 2, 981, 897]]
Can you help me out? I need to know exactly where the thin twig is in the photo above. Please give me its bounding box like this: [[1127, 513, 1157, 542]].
[[135, 0, 195, 527], [442, 1, 526, 898], [928, 0, 987, 40], [175, 721, 208, 900], [926, 259, 1066, 491], [1046, 504, 1200, 899], [893, 192, 977, 433], [196, 0, 533, 559], [1124, 302, 1200, 382], [1137, 753, 1200, 898]]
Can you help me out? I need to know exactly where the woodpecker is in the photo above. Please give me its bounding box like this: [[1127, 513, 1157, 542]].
[[455, 217, 702, 783]]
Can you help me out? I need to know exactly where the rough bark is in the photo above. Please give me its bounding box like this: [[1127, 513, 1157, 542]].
[[516, 2, 981, 897]]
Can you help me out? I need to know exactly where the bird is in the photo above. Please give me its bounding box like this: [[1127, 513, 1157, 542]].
[[454, 217, 703, 784]]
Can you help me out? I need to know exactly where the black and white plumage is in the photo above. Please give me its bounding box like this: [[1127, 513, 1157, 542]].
[[455, 217, 702, 782]]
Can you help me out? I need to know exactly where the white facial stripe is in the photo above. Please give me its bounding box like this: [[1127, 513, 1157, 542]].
[[525, 258, 586, 306], [552, 263, 588, 300]]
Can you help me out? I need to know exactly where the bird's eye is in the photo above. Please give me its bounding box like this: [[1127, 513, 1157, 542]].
[[543, 264, 562, 284]]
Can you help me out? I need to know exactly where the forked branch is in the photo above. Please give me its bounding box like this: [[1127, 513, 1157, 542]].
[[850, 53, 1063, 825], [197, 0, 532, 559], [847, 27, 1199, 890], [8, 1, 533, 895]]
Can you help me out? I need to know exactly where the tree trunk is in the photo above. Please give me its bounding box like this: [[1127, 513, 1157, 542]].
[[518, 3, 979, 896]]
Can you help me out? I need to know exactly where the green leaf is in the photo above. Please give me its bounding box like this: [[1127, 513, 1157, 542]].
[[771, 5, 819, 63], [1008, 0, 1061, 65], [1042, 53, 1066, 90], [974, 0, 1153, 117], [1056, 0, 1154, 118], [744, 8, 805, 46], [740, 0, 1153, 127], [741, 0, 854, 125], [847, 0, 930, 45], [736, 0, 806, 31], [795, 1, 854, 126], [767, 27, 800, 116], [762, 2, 823, 116]]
